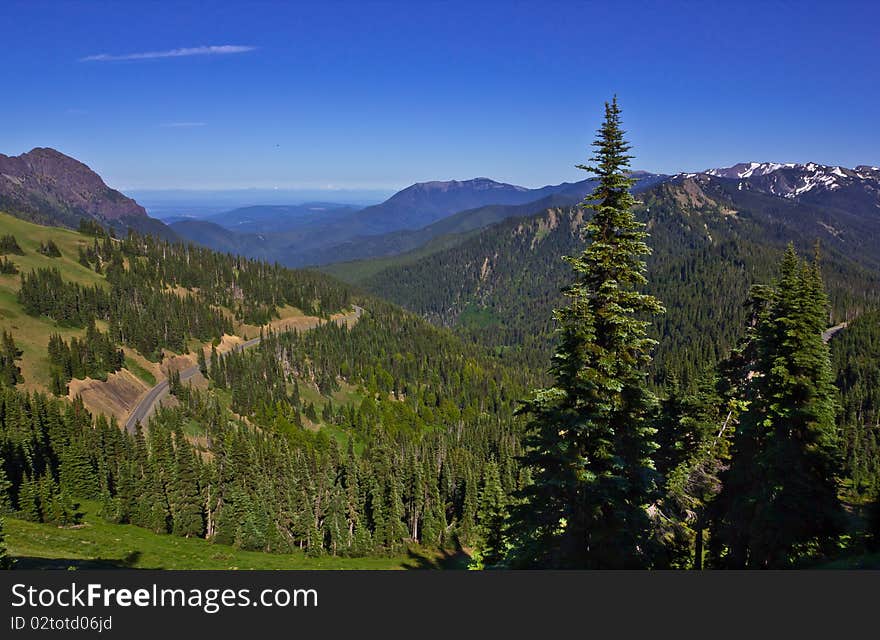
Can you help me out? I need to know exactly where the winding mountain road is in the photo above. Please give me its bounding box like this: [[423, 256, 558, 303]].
[[822, 321, 848, 344], [123, 305, 364, 434]]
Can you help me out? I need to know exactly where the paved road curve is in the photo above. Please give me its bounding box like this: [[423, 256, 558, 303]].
[[123, 305, 363, 434], [822, 321, 848, 344]]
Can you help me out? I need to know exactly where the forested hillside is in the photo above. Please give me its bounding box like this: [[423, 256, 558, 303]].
[[831, 311, 880, 498], [0, 208, 540, 562], [361, 179, 880, 384]]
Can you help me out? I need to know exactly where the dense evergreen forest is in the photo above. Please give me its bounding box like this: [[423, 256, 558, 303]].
[[832, 311, 880, 498], [1, 100, 879, 569]]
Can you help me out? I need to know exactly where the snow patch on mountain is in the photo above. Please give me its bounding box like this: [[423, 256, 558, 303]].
[[788, 171, 840, 198]]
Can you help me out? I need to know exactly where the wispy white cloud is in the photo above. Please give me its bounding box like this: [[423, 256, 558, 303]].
[[80, 45, 256, 62], [159, 122, 208, 128]]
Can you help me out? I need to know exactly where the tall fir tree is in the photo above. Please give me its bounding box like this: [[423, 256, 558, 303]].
[[508, 98, 664, 568], [197, 348, 208, 378], [0, 459, 10, 513], [711, 245, 845, 567], [0, 331, 23, 387], [477, 460, 507, 567], [171, 432, 205, 538], [0, 457, 9, 569]]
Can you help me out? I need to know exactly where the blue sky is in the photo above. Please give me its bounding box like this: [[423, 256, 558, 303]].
[[1, 0, 877, 191]]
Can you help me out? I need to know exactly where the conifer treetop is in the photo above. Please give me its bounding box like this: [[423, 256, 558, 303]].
[[577, 96, 635, 192]]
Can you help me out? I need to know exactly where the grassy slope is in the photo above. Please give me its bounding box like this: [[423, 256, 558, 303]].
[[0, 211, 108, 390], [3, 501, 458, 569]]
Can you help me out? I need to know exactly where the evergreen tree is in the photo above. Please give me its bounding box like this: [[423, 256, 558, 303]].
[[0, 458, 10, 566], [458, 468, 478, 545], [368, 475, 387, 552], [477, 460, 507, 567], [711, 246, 845, 567], [171, 433, 205, 538], [59, 438, 98, 498], [0, 234, 24, 255], [38, 239, 62, 257], [0, 257, 18, 274], [508, 98, 664, 568], [304, 401, 318, 423], [0, 513, 8, 569], [0, 331, 24, 386], [654, 377, 732, 569], [197, 348, 208, 378], [386, 474, 407, 551], [17, 474, 41, 522], [0, 459, 10, 513], [325, 485, 349, 555], [0, 330, 24, 387]]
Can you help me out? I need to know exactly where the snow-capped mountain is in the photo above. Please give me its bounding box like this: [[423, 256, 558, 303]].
[[651, 163, 880, 275], [687, 162, 880, 201], [705, 162, 801, 179]]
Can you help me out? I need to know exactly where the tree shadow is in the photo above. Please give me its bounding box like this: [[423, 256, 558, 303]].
[[402, 542, 471, 570], [11, 550, 143, 570]]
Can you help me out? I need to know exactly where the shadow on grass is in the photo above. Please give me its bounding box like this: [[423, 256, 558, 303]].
[[403, 542, 471, 570], [11, 551, 143, 570]]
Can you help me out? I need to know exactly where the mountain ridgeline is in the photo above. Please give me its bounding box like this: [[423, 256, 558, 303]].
[[0, 147, 176, 240]]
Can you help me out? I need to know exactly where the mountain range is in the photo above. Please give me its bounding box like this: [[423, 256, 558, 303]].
[[169, 172, 669, 266], [2, 148, 879, 277]]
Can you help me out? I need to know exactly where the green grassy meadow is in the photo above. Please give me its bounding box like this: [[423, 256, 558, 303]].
[[3, 501, 464, 570]]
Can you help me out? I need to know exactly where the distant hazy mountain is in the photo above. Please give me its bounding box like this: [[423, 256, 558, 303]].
[[271, 177, 599, 257], [168, 219, 272, 258], [130, 188, 390, 221], [172, 174, 667, 267], [299, 172, 667, 266], [349, 178, 548, 235], [0, 147, 175, 239], [206, 202, 362, 234]]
